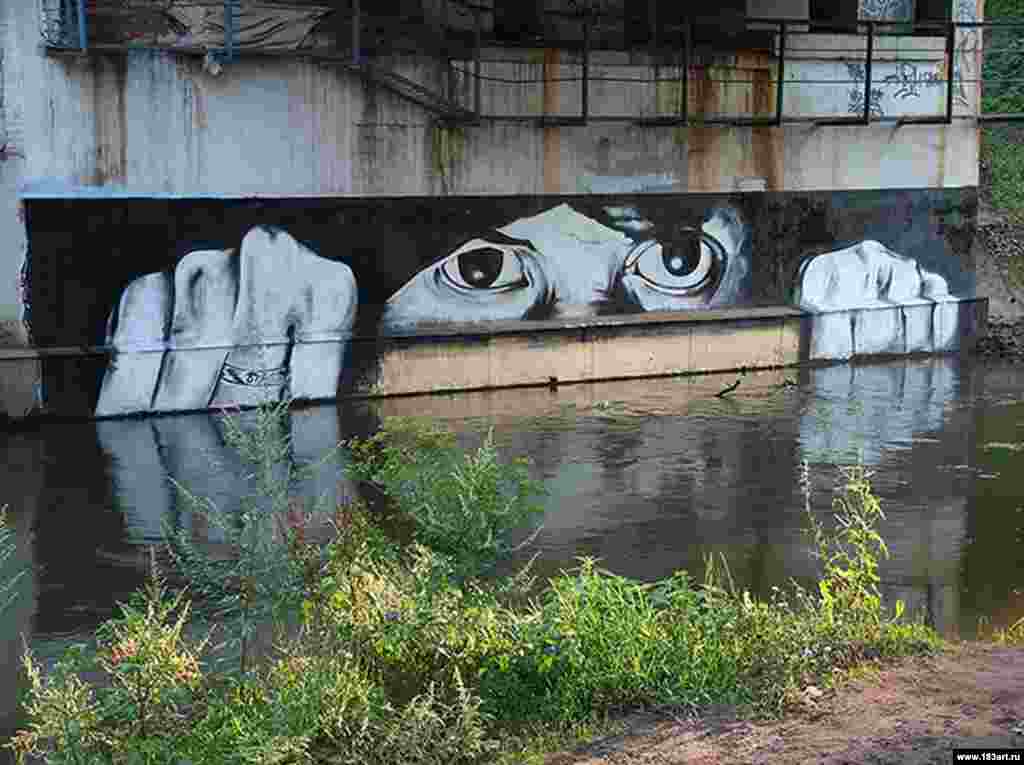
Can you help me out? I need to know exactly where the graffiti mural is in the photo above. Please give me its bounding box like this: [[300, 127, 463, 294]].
[[381, 204, 749, 329], [795, 239, 962, 358], [21, 189, 978, 418], [96, 227, 357, 417], [954, 0, 981, 108], [858, 0, 914, 21]]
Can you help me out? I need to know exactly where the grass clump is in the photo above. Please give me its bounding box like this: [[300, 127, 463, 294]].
[[346, 417, 546, 578], [9, 404, 941, 765], [981, 0, 1024, 220], [982, 128, 1024, 222]]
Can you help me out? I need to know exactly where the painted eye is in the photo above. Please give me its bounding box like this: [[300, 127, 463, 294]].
[[439, 239, 529, 292], [624, 229, 724, 295]]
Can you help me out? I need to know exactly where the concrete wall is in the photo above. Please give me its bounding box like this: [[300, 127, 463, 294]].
[[13, 187, 980, 419], [0, 0, 985, 418]]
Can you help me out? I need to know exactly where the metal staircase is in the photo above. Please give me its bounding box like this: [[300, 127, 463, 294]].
[[349, 62, 478, 122]]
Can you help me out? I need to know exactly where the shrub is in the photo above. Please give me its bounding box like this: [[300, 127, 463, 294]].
[[10, 563, 206, 765], [347, 418, 545, 578], [167, 400, 343, 673]]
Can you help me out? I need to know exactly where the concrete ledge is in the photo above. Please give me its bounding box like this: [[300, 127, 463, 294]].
[[365, 308, 810, 397], [0, 300, 987, 418], [805, 298, 987, 361]]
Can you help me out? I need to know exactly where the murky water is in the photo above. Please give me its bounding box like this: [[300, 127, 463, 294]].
[[3, 355, 1024, 744]]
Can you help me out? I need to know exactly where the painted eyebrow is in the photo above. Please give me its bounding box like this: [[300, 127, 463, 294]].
[[426, 229, 539, 268], [470, 230, 537, 250]]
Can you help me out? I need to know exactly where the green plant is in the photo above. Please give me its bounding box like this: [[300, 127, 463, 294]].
[[982, 128, 1024, 221], [167, 399, 341, 673], [347, 418, 545, 577], [11, 560, 206, 765], [805, 464, 891, 630], [982, 0, 1024, 116]]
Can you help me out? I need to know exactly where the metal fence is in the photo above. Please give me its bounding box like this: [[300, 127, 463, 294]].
[[440, 17, 1024, 125], [38, 0, 1024, 125]]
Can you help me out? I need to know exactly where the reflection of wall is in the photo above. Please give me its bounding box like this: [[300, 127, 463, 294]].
[[96, 407, 354, 547], [379, 357, 975, 636]]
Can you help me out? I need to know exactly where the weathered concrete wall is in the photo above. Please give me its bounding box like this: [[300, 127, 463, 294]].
[[0, 0, 986, 418], [10, 187, 981, 419], [369, 308, 805, 396]]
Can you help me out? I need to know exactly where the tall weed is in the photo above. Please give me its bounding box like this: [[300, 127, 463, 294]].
[[347, 418, 545, 577]]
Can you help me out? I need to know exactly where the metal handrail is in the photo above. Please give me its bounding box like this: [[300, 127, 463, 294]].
[[40, 9, 1024, 125], [443, 18, 1024, 126]]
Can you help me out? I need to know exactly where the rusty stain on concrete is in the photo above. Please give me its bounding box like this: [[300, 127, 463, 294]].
[[543, 47, 560, 193], [687, 126, 717, 191], [685, 50, 782, 191], [750, 52, 781, 191], [92, 55, 128, 185]]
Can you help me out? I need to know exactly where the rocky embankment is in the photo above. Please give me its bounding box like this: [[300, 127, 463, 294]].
[[975, 317, 1024, 359], [974, 219, 1024, 360]]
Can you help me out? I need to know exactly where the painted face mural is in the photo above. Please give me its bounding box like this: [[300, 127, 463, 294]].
[[21, 190, 970, 420], [380, 203, 750, 330], [795, 240, 961, 358], [96, 227, 357, 417]]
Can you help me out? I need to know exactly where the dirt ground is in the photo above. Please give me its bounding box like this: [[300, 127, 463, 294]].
[[545, 644, 1024, 765]]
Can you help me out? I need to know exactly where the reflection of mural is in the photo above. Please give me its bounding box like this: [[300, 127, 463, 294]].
[[96, 227, 357, 417], [21, 189, 978, 419], [800, 359, 957, 466], [381, 204, 749, 329], [96, 407, 353, 544]]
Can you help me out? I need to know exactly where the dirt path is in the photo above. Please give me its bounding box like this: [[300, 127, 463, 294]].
[[545, 645, 1024, 765]]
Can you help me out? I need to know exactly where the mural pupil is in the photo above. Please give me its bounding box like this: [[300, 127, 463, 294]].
[[458, 247, 505, 288], [663, 236, 703, 277]]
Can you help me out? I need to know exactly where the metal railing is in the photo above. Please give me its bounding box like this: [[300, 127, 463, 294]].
[[438, 16, 1024, 126], [38, 1, 1024, 125]]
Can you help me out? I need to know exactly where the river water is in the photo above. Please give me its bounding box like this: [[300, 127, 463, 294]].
[[2, 355, 1024, 742]]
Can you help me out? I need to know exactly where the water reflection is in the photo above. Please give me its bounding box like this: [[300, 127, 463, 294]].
[[2, 355, 1024, 743], [96, 408, 354, 546], [800, 361, 960, 465]]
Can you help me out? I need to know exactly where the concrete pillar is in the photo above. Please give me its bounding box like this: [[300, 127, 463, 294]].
[[0, 0, 41, 418]]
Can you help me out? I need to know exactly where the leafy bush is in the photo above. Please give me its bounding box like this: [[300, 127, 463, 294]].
[[167, 400, 342, 673], [347, 418, 545, 577], [11, 566, 205, 765], [982, 0, 1024, 116], [12, 557, 498, 765], [981, 0, 1024, 219]]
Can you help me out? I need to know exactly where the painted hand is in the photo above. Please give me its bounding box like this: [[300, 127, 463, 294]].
[[796, 240, 958, 358], [96, 227, 357, 417]]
